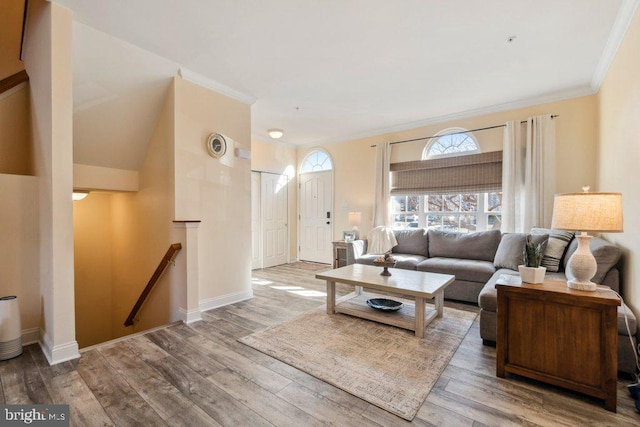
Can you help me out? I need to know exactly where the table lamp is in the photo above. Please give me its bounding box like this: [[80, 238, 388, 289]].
[[551, 188, 623, 291], [348, 212, 362, 239]]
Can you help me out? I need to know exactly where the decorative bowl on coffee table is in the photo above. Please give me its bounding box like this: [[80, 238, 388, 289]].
[[373, 260, 397, 276], [366, 298, 403, 311]]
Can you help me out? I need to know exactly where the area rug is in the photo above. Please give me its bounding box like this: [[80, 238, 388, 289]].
[[239, 299, 477, 420]]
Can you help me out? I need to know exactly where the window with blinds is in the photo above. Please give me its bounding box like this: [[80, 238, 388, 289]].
[[389, 130, 502, 232]]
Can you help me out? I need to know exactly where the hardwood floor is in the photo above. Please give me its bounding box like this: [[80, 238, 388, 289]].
[[1, 262, 639, 426]]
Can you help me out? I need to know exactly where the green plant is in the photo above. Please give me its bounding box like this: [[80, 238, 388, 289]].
[[523, 236, 544, 268]]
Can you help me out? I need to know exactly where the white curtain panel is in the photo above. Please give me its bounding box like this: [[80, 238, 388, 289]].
[[523, 115, 556, 230], [501, 115, 556, 232], [373, 142, 391, 227], [501, 120, 524, 232]]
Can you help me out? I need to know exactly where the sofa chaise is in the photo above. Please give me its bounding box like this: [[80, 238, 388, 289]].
[[349, 228, 638, 376]]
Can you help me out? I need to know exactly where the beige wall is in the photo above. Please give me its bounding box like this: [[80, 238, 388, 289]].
[[23, 0, 78, 363], [0, 84, 32, 175], [174, 76, 252, 302], [0, 0, 25, 81], [109, 82, 179, 339], [0, 174, 40, 342], [296, 95, 598, 241], [73, 193, 113, 348], [251, 139, 298, 259], [597, 7, 640, 315]]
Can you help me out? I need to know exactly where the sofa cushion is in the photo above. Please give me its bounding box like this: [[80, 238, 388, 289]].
[[392, 229, 429, 257], [531, 227, 574, 272], [428, 229, 502, 262], [563, 237, 621, 285], [494, 233, 549, 270], [478, 269, 518, 311], [391, 254, 427, 270], [356, 254, 378, 266], [417, 257, 496, 283], [356, 253, 426, 270]]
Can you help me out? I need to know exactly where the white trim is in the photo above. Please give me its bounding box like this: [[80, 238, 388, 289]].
[[173, 221, 201, 229], [79, 321, 182, 353], [591, 0, 640, 91], [306, 85, 594, 147], [178, 307, 202, 324], [39, 331, 80, 365], [21, 327, 40, 346], [0, 82, 27, 101], [178, 67, 257, 105], [199, 289, 254, 312]]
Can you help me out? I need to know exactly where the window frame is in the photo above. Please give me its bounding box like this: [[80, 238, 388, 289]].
[[422, 127, 481, 160], [300, 149, 333, 173]]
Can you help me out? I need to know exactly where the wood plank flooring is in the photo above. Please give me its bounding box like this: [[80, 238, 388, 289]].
[[1, 262, 639, 426]]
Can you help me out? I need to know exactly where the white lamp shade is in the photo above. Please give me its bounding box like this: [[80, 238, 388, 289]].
[[551, 192, 623, 232], [348, 212, 362, 227]]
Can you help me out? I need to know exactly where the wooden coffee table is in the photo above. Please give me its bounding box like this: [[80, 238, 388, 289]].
[[316, 264, 455, 338]]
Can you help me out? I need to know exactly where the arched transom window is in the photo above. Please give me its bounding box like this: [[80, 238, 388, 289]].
[[423, 128, 480, 159], [300, 150, 333, 173]]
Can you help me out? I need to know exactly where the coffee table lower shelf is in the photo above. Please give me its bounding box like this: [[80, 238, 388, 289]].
[[335, 293, 438, 335]]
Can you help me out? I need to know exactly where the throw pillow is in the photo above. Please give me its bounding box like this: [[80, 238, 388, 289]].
[[494, 233, 549, 271], [530, 227, 575, 272]]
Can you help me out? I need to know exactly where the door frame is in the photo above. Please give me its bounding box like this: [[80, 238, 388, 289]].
[[252, 170, 291, 268], [297, 150, 335, 263]]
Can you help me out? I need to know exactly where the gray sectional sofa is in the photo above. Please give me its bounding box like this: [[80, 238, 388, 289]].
[[350, 228, 638, 376]]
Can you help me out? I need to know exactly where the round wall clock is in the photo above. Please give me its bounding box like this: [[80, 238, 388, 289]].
[[206, 133, 227, 158]]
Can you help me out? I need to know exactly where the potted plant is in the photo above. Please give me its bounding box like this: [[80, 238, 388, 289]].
[[518, 236, 546, 284]]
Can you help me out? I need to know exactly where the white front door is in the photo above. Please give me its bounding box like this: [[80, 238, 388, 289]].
[[262, 172, 288, 268], [299, 171, 333, 264], [251, 172, 262, 269]]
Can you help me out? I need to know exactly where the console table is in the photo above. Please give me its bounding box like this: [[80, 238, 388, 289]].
[[332, 241, 355, 269], [496, 278, 620, 412]]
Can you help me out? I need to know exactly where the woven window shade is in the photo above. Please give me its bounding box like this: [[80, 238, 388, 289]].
[[390, 151, 502, 195]]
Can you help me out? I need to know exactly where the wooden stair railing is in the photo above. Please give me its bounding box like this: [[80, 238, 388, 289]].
[[124, 243, 182, 327], [0, 70, 28, 95]]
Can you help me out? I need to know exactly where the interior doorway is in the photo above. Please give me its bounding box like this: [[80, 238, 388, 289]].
[[251, 171, 289, 269]]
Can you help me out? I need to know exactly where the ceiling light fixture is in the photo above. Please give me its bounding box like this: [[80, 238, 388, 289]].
[[268, 129, 284, 139], [72, 191, 90, 201]]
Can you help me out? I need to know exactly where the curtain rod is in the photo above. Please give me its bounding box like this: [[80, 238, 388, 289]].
[[370, 115, 559, 148]]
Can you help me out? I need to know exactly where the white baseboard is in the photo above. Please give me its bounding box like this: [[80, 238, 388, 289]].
[[199, 289, 253, 313], [39, 331, 80, 365], [22, 327, 40, 345], [178, 307, 202, 324]]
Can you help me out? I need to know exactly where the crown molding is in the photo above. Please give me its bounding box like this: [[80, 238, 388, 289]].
[[591, 0, 640, 91], [310, 85, 594, 147], [178, 67, 257, 105]]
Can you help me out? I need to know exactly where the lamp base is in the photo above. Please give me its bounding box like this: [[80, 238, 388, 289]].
[[565, 233, 598, 292], [567, 280, 597, 292]]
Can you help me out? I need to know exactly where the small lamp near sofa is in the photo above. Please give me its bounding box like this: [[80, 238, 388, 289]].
[[551, 188, 623, 291], [348, 212, 362, 239]]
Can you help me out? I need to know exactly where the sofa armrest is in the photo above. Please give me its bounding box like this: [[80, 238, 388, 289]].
[[349, 239, 367, 260]]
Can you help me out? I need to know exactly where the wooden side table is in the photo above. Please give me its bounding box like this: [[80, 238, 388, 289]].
[[496, 278, 620, 412], [332, 241, 354, 269]]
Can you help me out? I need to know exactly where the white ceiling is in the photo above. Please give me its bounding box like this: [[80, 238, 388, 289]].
[[56, 0, 636, 168]]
